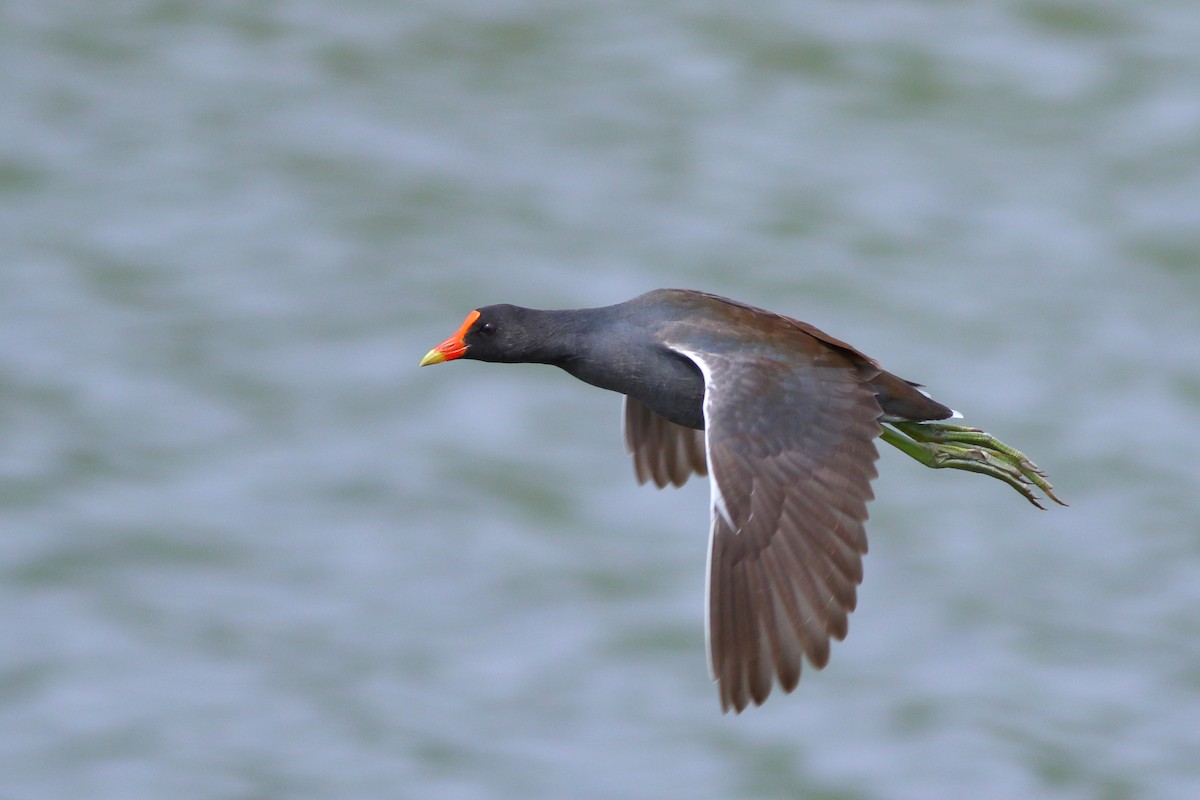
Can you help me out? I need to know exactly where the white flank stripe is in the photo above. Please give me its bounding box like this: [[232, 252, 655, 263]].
[[667, 344, 725, 681]]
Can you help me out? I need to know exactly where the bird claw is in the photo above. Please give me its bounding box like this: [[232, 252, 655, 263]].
[[881, 421, 1066, 509]]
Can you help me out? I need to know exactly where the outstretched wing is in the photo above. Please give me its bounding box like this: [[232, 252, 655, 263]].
[[623, 396, 707, 488], [671, 344, 882, 713]]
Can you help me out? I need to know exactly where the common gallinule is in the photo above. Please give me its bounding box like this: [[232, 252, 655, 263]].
[[420, 288, 1062, 713]]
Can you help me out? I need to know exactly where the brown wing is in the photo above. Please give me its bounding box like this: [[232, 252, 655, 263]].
[[670, 344, 882, 713], [623, 396, 708, 488]]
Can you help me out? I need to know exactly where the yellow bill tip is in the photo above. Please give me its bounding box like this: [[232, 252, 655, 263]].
[[419, 348, 447, 367]]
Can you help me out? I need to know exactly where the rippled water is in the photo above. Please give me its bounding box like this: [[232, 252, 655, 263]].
[[3, 2, 1200, 798]]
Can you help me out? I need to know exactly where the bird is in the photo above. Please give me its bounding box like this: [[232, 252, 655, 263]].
[[419, 288, 1063, 713]]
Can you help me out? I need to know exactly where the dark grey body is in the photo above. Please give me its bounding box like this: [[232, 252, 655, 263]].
[[464, 290, 950, 431]]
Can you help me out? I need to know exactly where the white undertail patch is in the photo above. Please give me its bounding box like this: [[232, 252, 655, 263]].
[[915, 385, 962, 419]]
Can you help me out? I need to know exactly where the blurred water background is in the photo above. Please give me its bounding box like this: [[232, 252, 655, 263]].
[[3, 2, 1200, 798]]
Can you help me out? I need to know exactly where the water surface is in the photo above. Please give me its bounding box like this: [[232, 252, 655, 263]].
[[3, 2, 1199, 798]]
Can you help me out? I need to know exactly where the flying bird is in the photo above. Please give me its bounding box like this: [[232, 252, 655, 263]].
[[420, 288, 1063, 713]]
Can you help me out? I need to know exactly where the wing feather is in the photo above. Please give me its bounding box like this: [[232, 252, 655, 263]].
[[669, 343, 881, 712], [623, 396, 707, 488]]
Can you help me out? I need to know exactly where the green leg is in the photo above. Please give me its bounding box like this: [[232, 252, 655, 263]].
[[880, 421, 1065, 509]]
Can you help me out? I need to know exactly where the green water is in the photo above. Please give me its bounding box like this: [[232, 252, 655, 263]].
[[3, 2, 1200, 798]]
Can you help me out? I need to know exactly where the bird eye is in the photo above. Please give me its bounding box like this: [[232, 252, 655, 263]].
[[480, 322, 497, 336]]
